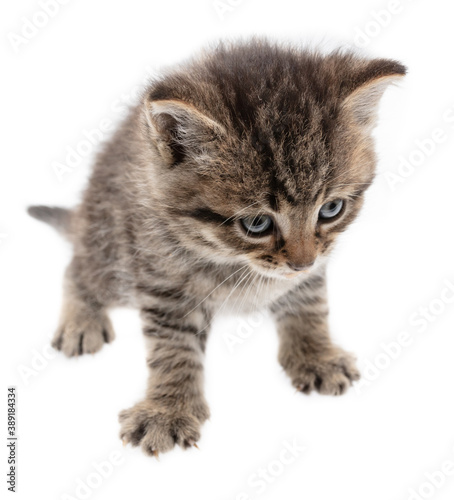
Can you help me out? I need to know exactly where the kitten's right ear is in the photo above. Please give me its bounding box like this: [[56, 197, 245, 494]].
[[144, 99, 226, 166]]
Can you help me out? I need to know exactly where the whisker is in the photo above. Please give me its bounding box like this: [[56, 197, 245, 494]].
[[196, 268, 253, 336], [229, 270, 256, 316], [183, 263, 249, 318], [219, 201, 260, 227]]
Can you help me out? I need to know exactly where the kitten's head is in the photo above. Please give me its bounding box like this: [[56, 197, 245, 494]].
[[141, 40, 405, 279]]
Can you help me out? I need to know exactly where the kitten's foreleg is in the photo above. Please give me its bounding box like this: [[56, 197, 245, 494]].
[[119, 304, 210, 455], [271, 271, 360, 395]]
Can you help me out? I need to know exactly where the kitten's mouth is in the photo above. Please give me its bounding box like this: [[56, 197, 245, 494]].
[[282, 270, 312, 279], [249, 262, 314, 281]]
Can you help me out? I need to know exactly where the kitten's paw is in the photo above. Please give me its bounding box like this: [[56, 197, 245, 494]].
[[285, 349, 360, 396], [119, 400, 208, 456], [52, 309, 115, 357]]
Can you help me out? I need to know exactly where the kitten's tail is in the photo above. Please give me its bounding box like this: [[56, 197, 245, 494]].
[[27, 205, 73, 239]]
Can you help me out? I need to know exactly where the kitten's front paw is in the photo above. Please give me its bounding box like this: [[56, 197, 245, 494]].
[[119, 400, 209, 456], [283, 349, 360, 396], [52, 309, 115, 357]]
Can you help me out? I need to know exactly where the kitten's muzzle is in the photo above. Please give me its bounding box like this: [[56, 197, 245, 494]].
[[286, 261, 315, 272]]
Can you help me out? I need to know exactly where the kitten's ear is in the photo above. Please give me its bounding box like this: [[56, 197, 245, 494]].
[[144, 99, 226, 165], [340, 59, 406, 131]]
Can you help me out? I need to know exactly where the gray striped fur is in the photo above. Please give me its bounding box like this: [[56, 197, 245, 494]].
[[29, 40, 405, 455]]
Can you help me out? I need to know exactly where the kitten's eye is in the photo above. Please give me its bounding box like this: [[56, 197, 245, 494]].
[[241, 215, 273, 235], [319, 199, 344, 220]]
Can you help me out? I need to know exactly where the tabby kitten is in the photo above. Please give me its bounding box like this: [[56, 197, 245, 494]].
[[29, 40, 405, 456]]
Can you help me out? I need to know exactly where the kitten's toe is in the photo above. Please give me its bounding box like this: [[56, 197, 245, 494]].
[[289, 350, 360, 396], [119, 401, 204, 455], [52, 311, 115, 357]]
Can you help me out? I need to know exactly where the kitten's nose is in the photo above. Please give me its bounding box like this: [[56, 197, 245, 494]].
[[287, 261, 315, 272]]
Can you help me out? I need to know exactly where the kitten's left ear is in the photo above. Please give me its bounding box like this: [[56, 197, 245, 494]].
[[341, 59, 406, 131], [144, 98, 226, 166]]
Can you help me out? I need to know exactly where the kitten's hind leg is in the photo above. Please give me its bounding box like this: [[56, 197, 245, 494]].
[[52, 260, 115, 357]]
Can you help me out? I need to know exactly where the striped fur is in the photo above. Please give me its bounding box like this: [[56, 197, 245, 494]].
[[29, 40, 405, 455]]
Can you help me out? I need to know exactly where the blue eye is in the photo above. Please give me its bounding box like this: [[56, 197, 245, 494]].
[[319, 199, 344, 220], [241, 215, 273, 235]]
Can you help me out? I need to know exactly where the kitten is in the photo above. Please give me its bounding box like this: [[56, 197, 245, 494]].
[[28, 40, 405, 456]]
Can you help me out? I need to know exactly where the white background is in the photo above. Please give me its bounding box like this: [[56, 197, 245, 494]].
[[2, 1, 454, 499]]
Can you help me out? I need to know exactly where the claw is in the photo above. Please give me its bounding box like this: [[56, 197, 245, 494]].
[[152, 450, 160, 460], [187, 439, 199, 450]]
